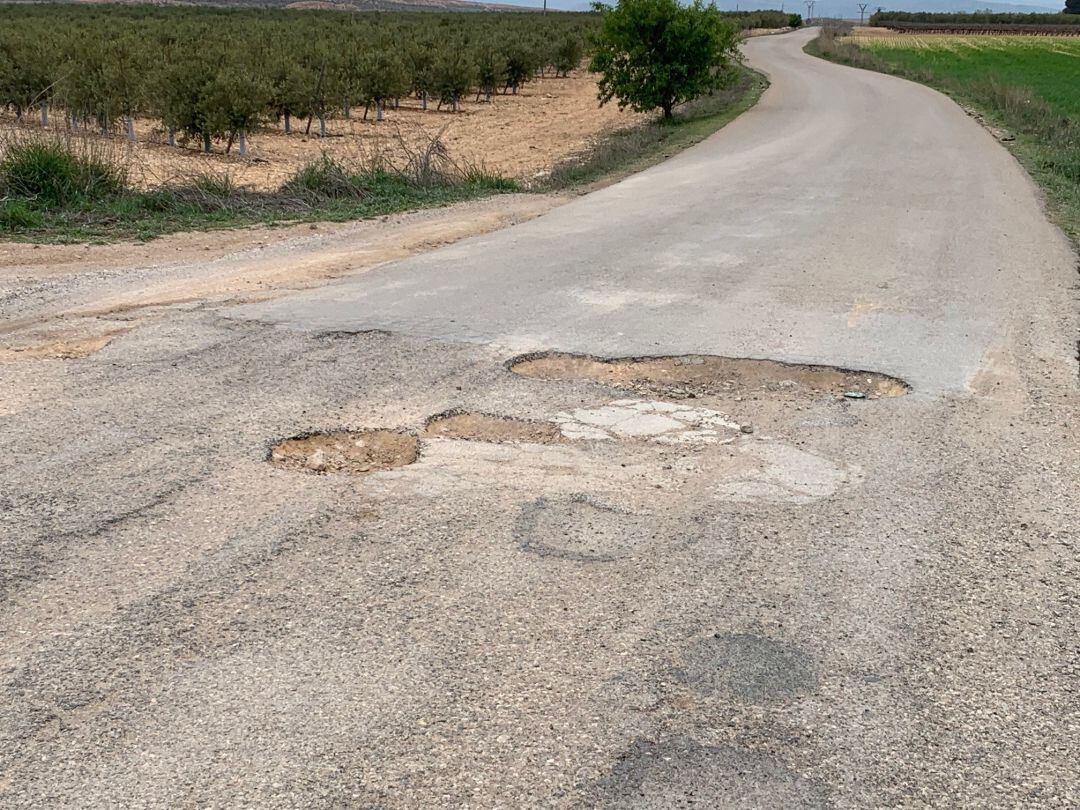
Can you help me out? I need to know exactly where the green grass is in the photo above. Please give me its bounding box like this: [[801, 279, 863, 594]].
[[0, 135, 518, 243], [543, 66, 768, 190], [807, 29, 1080, 241]]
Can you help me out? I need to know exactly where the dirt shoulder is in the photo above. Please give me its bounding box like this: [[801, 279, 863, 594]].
[[0, 192, 564, 361]]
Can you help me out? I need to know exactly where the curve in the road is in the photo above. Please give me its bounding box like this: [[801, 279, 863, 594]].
[[237, 28, 1075, 396]]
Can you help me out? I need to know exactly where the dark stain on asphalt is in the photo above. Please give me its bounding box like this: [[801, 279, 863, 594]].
[[513, 494, 656, 562], [581, 737, 830, 808], [679, 632, 819, 703]]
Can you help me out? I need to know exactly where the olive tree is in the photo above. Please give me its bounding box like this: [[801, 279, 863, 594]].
[[359, 50, 410, 121], [201, 64, 269, 156], [553, 35, 584, 77], [408, 41, 437, 111], [474, 43, 506, 102], [432, 44, 476, 112], [589, 0, 739, 119]]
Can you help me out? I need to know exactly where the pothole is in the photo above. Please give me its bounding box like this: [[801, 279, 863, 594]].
[[424, 410, 564, 444], [509, 352, 910, 399], [268, 429, 418, 475]]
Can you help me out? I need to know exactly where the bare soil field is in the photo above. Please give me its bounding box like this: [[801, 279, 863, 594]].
[[0, 69, 644, 190]]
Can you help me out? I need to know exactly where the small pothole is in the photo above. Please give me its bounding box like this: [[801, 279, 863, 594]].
[[509, 352, 910, 399], [424, 410, 564, 444], [268, 429, 418, 475]]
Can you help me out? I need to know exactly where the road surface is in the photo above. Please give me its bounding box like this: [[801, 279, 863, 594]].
[[2, 28, 1078, 807]]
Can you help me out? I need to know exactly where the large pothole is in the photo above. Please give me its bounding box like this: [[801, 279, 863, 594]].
[[509, 352, 909, 399], [424, 410, 565, 444], [268, 429, 418, 475]]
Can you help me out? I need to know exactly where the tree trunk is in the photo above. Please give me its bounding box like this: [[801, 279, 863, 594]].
[[284, 111, 291, 134], [421, 91, 428, 111], [344, 99, 350, 119], [202, 133, 211, 154], [238, 130, 246, 157], [40, 102, 48, 127], [375, 101, 383, 122], [662, 102, 673, 120], [125, 116, 135, 141], [318, 113, 326, 137]]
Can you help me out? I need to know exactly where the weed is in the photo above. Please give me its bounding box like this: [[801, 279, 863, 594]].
[[0, 132, 126, 209]]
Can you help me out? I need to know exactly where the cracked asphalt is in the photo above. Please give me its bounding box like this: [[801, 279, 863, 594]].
[[2, 28, 1079, 808]]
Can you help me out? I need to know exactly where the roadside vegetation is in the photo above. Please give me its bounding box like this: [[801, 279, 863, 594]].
[[0, 2, 792, 241], [0, 130, 515, 241], [808, 26, 1080, 240], [590, 0, 742, 120], [544, 67, 766, 188]]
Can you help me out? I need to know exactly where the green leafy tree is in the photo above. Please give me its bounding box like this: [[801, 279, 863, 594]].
[[502, 43, 537, 94], [432, 44, 476, 112], [202, 61, 270, 155], [589, 0, 739, 119], [148, 50, 217, 151], [408, 41, 437, 110], [0, 33, 53, 121], [359, 49, 410, 121], [1065, 0, 1079, 14], [474, 43, 507, 102], [553, 35, 584, 77], [267, 53, 313, 134]]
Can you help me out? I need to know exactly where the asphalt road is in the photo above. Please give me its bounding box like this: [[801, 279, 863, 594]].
[[2, 28, 1079, 807]]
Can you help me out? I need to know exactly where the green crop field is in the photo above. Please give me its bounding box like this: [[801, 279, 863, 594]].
[[852, 34, 1080, 121], [810, 29, 1080, 240]]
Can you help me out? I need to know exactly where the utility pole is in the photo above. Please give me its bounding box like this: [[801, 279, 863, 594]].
[[857, 2, 868, 23]]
